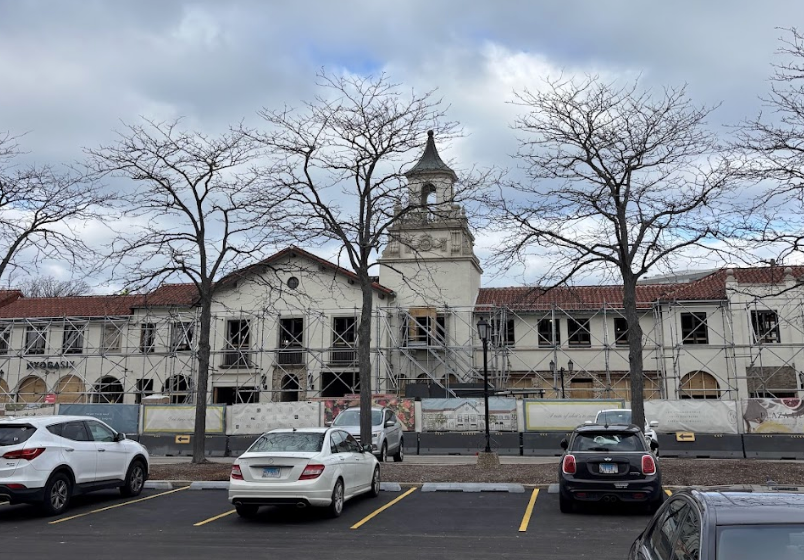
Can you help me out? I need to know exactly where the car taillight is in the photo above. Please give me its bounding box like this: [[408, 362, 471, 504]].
[[231, 465, 244, 480], [2, 448, 46, 461], [562, 454, 576, 475], [299, 464, 325, 480], [642, 454, 656, 475]]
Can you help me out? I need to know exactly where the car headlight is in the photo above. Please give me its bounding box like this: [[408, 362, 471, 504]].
[[372, 433, 380, 441]]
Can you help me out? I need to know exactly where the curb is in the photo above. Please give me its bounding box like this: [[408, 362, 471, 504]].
[[421, 482, 525, 493]]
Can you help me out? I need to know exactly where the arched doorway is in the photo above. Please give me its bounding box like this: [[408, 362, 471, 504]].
[[679, 371, 721, 399], [17, 376, 46, 403], [0, 379, 11, 403], [443, 374, 458, 386], [163, 375, 190, 404], [91, 376, 124, 403], [280, 373, 300, 402], [55, 375, 86, 404]]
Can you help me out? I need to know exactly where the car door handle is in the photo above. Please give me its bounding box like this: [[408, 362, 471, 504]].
[[98, 449, 106, 452], [65, 448, 74, 452]]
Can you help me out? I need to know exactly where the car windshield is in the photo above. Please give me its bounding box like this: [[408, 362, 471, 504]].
[[572, 432, 646, 452], [248, 432, 325, 453], [332, 409, 383, 427], [0, 424, 36, 446], [717, 525, 804, 560], [596, 410, 632, 425]]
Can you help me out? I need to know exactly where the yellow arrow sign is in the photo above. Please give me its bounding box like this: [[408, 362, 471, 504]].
[[676, 432, 696, 442], [175, 435, 191, 444]]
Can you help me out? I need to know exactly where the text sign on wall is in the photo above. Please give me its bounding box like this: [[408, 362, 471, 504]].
[[142, 405, 225, 433], [59, 404, 140, 434], [524, 400, 625, 431]]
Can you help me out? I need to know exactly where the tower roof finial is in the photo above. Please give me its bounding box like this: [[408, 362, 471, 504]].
[[405, 130, 457, 180]]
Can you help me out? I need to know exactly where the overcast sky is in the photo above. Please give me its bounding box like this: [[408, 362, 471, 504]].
[[1, 1, 801, 292]]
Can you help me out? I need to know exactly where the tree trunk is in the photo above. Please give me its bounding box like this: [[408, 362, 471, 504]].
[[622, 273, 646, 432], [357, 277, 374, 449], [192, 294, 212, 463]]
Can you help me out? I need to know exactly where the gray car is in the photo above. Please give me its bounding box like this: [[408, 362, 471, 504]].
[[330, 407, 404, 462]]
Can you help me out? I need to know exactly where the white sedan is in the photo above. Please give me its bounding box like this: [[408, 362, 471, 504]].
[[228, 427, 380, 518]]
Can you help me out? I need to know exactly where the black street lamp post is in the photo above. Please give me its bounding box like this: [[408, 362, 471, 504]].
[[476, 317, 492, 453]]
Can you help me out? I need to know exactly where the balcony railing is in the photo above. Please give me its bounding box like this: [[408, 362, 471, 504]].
[[277, 348, 305, 365], [220, 350, 254, 369], [329, 348, 356, 365]]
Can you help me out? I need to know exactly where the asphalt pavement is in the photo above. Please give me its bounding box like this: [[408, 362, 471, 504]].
[[149, 454, 561, 465], [0, 484, 653, 560]]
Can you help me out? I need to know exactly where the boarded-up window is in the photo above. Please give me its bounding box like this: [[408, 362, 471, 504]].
[[679, 371, 720, 399], [746, 366, 797, 398]]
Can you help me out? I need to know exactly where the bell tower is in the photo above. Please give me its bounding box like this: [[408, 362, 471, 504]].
[[378, 131, 482, 308]]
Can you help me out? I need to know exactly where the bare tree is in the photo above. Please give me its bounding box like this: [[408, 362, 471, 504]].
[[17, 275, 91, 297], [490, 76, 735, 429], [86, 119, 289, 463], [0, 132, 110, 284], [251, 72, 464, 445], [733, 27, 804, 262]]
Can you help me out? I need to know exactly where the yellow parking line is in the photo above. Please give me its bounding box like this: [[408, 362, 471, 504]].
[[518, 488, 539, 532], [351, 487, 417, 529], [194, 509, 236, 526], [664, 488, 672, 497], [49, 487, 189, 525]]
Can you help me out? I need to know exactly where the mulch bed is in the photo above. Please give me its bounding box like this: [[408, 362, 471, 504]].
[[149, 459, 804, 486]]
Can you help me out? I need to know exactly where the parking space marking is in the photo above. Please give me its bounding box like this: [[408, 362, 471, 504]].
[[350, 487, 417, 529], [518, 488, 539, 532], [48, 487, 189, 525], [664, 489, 672, 497], [194, 509, 236, 527]]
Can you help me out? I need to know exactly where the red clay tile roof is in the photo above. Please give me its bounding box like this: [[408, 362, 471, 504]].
[[0, 295, 144, 319], [137, 283, 199, 307], [217, 246, 395, 296], [661, 266, 804, 301], [0, 290, 22, 308], [476, 285, 679, 311]]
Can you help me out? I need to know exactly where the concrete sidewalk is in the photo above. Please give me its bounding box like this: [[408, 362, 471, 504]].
[[149, 455, 561, 466]]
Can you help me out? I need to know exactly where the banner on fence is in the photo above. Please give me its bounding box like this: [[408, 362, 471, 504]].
[[226, 402, 320, 435], [321, 395, 416, 431], [2, 404, 58, 417], [524, 400, 625, 431], [59, 404, 140, 434], [644, 400, 739, 434], [142, 405, 225, 433], [421, 397, 518, 432], [743, 398, 804, 433]]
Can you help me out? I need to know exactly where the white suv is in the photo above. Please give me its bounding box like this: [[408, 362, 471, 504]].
[[0, 415, 150, 515]]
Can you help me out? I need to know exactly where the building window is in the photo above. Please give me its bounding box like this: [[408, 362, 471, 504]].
[[492, 318, 515, 347], [0, 324, 11, 355], [404, 309, 446, 346], [223, 319, 252, 368], [135, 378, 154, 404], [279, 318, 304, 365], [614, 318, 628, 346], [171, 322, 194, 352], [24, 325, 47, 355], [679, 371, 720, 399], [751, 310, 781, 344], [139, 323, 156, 353], [680, 312, 709, 345], [62, 324, 84, 354], [331, 316, 356, 364], [567, 318, 591, 347], [102, 324, 121, 353], [537, 319, 560, 347]]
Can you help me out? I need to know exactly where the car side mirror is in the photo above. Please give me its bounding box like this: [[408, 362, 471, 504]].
[[584, 420, 593, 425], [115, 432, 127, 442], [650, 440, 659, 451], [324, 421, 333, 427], [649, 421, 659, 428], [385, 421, 394, 428], [362, 444, 372, 453], [560, 438, 568, 450]]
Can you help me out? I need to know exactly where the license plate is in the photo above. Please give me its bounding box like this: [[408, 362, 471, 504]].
[[599, 463, 618, 474], [262, 467, 280, 478]]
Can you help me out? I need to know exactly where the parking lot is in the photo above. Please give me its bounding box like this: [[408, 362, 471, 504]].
[[0, 484, 663, 559]]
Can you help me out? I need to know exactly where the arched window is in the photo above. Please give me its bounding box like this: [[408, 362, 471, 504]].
[[0, 378, 12, 403], [679, 371, 721, 399], [92, 376, 124, 403], [280, 374, 300, 402], [420, 183, 436, 207], [55, 375, 86, 404], [17, 376, 46, 403]]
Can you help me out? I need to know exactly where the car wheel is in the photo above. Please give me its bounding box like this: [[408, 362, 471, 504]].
[[235, 503, 259, 518], [559, 493, 574, 514], [379, 442, 388, 463], [328, 479, 344, 518], [120, 460, 146, 497], [393, 440, 404, 462], [41, 472, 72, 516], [369, 467, 381, 498]]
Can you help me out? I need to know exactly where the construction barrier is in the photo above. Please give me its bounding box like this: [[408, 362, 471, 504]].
[[656, 433, 744, 459], [138, 434, 228, 457], [418, 432, 520, 455], [742, 434, 804, 460], [522, 432, 572, 457], [227, 434, 261, 457]]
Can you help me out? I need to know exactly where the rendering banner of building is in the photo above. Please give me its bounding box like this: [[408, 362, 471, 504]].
[[0, 136, 802, 406]]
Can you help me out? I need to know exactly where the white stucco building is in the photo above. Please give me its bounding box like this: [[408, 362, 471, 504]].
[[0, 133, 802, 405]]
